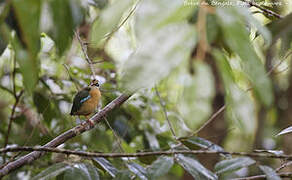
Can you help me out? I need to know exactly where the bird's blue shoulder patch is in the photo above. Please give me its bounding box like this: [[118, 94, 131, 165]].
[[80, 95, 91, 103]]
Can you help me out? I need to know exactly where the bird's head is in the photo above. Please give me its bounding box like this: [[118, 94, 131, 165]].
[[90, 79, 99, 87]]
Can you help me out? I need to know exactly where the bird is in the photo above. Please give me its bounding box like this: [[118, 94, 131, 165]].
[[70, 79, 101, 126]]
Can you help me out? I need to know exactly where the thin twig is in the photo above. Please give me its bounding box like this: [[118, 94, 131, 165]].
[[190, 105, 226, 136], [154, 86, 177, 140], [0, 146, 292, 160], [63, 64, 80, 91], [103, 116, 133, 164], [240, 0, 283, 19], [0, 93, 131, 177], [103, 0, 140, 44], [104, 117, 125, 153], [276, 161, 292, 172], [75, 30, 96, 78], [2, 90, 24, 163], [0, 122, 37, 169], [0, 85, 14, 95]]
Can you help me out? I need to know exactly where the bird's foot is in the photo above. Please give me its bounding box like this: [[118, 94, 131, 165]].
[[86, 119, 95, 128]]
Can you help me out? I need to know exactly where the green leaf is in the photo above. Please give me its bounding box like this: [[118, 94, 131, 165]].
[[0, 44, 14, 76], [178, 61, 215, 130], [267, 13, 292, 55], [134, 0, 195, 40], [179, 136, 231, 158], [259, 165, 281, 180], [90, 0, 133, 45], [138, 151, 157, 165], [215, 157, 255, 175], [64, 163, 100, 180], [121, 0, 196, 92], [126, 162, 148, 180], [9, 23, 39, 94], [113, 170, 132, 180], [216, 7, 273, 107], [176, 154, 217, 180], [147, 156, 174, 179], [93, 157, 118, 178], [235, 7, 271, 45], [213, 49, 256, 134], [31, 163, 71, 180], [12, 0, 41, 57], [121, 23, 196, 92], [33, 92, 50, 114], [49, 0, 74, 54], [40, 33, 55, 54], [276, 126, 292, 136], [15, 48, 39, 94], [157, 5, 195, 27]]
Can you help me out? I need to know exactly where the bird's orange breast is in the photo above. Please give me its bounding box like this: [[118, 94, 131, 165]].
[[77, 87, 101, 116]]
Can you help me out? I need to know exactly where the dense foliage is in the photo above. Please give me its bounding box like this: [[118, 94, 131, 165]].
[[0, 0, 291, 179]]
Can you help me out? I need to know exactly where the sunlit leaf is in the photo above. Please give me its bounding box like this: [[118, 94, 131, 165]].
[[235, 7, 271, 45], [176, 154, 217, 180], [40, 33, 55, 54], [90, 0, 132, 45], [216, 7, 273, 107], [215, 157, 255, 175], [121, 24, 196, 91], [213, 49, 256, 134], [121, 0, 196, 92], [147, 156, 174, 179], [31, 163, 71, 180], [93, 157, 118, 178], [259, 165, 281, 180], [276, 126, 292, 136], [64, 163, 100, 180], [134, 0, 195, 40], [126, 162, 148, 180], [0, 45, 14, 76]]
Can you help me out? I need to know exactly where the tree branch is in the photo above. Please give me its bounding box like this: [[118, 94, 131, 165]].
[[0, 146, 292, 160], [240, 0, 283, 19], [0, 93, 131, 178]]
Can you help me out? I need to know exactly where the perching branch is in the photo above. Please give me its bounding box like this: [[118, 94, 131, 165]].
[[0, 93, 131, 178], [0, 146, 292, 160]]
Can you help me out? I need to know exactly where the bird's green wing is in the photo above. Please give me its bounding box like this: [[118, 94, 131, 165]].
[[70, 87, 91, 115]]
